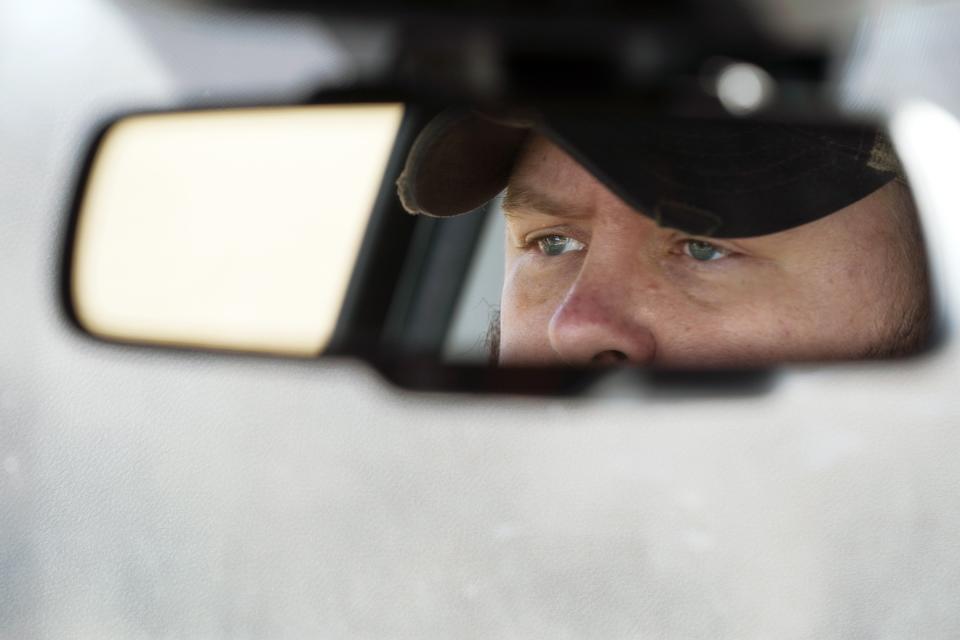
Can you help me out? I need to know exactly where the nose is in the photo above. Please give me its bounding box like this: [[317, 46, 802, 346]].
[[547, 283, 658, 366]]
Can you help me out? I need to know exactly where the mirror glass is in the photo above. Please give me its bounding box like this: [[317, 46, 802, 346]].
[[69, 102, 933, 373], [71, 104, 403, 357]]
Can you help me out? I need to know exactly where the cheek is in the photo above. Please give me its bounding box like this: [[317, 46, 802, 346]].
[[748, 198, 923, 356], [784, 241, 895, 331], [498, 255, 574, 362], [696, 260, 889, 363]]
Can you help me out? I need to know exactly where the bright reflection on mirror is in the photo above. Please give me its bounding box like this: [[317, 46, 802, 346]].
[[72, 104, 404, 356]]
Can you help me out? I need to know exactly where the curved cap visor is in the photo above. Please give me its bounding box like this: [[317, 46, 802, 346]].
[[396, 110, 900, 238], [396, 110, 527, 217]]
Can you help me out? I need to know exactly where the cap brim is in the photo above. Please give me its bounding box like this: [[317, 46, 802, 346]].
[[396, 110, 528, 217]]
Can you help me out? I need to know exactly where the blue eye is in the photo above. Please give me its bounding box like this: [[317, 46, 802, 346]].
[[537, 235, 585, 257], [684, 240, 728, 261]]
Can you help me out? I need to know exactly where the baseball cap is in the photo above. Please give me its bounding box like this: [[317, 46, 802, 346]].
[[396, 108, 902, 238]]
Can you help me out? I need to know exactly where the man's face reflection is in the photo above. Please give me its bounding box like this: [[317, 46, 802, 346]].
[[498, 135, 930, 367]]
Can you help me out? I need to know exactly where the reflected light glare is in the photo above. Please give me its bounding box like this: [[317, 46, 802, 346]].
[[72, 104, 404, 357], [716, 62, 774, 115], [891, 101, 960, 342]]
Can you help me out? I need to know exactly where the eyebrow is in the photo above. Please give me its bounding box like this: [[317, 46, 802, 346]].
[[501, 183, 592, 220]]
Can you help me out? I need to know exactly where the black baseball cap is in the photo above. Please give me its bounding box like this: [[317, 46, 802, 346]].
[[396, 108, 901, 238]]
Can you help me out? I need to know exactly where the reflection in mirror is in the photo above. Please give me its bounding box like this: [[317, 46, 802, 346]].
[[417, 112, 932, 368], [71, 104, 404, 356]]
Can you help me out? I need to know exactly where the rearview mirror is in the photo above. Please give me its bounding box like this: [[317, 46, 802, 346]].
[[65, 100, 934, 387]]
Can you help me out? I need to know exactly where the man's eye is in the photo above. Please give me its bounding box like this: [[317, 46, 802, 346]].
[[683, 240, 729, 262], [536, 235, 585, 257]]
